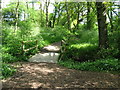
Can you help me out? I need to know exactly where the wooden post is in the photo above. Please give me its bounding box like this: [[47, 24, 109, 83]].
[[21, 41, 25, 56], [59, 39, 66, 61], [36, 40, 38, 51]]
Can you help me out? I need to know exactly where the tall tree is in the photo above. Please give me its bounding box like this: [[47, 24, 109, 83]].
[[45, 0, 50, 27], [26, 1, 29, 9], [0, 0, 1, 28], [107, 2, 114, 32], [39, 0, 43, 27], [52, 2, 58, 28], [15, 0, 19, 32], [65, 2, 71, 30], [24, 1, 29, 20], [32, 1, 34, 9], [0, 0, 1, 9], [76, 3, 80, 29], [57, 3, 61, 25], [117, 2, 120, 31], [96, 2, 108, 49], [76, 3, 84, 29], [87, 2, 92, 30]]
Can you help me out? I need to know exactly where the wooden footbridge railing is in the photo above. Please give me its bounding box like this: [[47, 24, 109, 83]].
[[21, 40, 38, 55]]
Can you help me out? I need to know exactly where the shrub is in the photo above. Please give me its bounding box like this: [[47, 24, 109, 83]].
[[60, 29, 99, 62], [96, 48, 119, 59], [108, 31, 120, 59], [75, 29, 98, 44], [2, 53, 17, 63], [62, 43, 98, 62], [1, 46, 17, 63], [1, 63, 16, 79]]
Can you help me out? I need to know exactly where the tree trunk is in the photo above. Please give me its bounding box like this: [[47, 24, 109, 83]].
[[118, 3, 120, 27], [24, 11, 26, 20], [110, 10, 113, 31], [76, 4, 84, 29], [0, 0, 1, 30], [32, 1, 34, 9], [76, 3, 80, 29], [45, 0, 50, 27], [53, 2, 57, 28], [39, 1, 43, 27], [46, 1, 48, 27], [65, 2, 71, 30], [26, 1, 29, 19], [0, 0, 1, 9], [107, 3, 114, 32], [87, 2, 92, 30], [96, 2, 108, 49], [15, 0, 19, 32], [26, 1, 29, 9], [57, 3, 61, 25], [108, 10, 113, 32]]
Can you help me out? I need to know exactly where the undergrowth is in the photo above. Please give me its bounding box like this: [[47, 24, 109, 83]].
[[58, 58, 120, 74], [1, 63, 16, 79]]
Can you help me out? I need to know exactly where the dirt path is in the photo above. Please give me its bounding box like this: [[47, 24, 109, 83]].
[[2, 62, 119, 89]]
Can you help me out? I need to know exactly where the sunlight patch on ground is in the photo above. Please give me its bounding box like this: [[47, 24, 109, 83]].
[[29, 41, 61, 63], [20, 63, 55, 75], [29, 82, 43, 88], [29, 53, 60, 63], [34, 67, 54, 75]]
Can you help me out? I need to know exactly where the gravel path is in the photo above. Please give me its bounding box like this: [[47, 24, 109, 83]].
[[28, 42, 61, 63], [2, 62, 119, 89]]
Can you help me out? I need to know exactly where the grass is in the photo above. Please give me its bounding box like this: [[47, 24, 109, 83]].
[[58, 58, 120, 74]]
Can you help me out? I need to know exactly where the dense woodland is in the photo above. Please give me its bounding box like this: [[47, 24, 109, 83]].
[[0, 0, 120, 79]]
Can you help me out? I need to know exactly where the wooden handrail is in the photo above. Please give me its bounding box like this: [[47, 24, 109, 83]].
[[22, 40, 37, 43], [23, 46, 38, 52], [21, 40, 38, 55]]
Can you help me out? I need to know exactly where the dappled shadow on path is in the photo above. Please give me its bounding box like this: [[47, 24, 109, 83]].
[[2, 62, 119, 89]]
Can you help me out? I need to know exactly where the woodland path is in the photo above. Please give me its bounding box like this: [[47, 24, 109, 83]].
[[2, 42, 119, 89], [2, 62, 119, 89], [28, 42, 61, 63]]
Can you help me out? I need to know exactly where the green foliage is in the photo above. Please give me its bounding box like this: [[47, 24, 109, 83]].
[[2, 22, 69, 62], [1, 63, 16, 79], [1, 1, 119, 79], [75, 29, 98, 44], [2, 24, 36, 61], [2, 53, 17, 63], [3, 35, 21, 57], [62, 43, 98, 62], [1, 45, 17, 63], [96, 48, 119, 59], [18, 20, 33, 34], [40, 26, 69, 43], [61, 29, 99, 61], [108, 31, 120, 58], [2, 2, 25, 25], [58, 58, 120, 74]]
